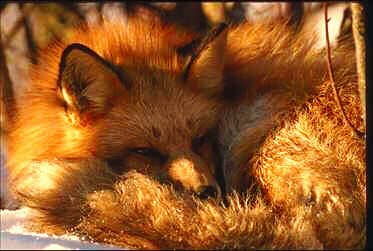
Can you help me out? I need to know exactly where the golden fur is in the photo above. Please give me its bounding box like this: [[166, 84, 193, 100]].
[[7, 16, 365, 249]]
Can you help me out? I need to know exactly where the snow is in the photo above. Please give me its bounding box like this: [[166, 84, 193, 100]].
[[0, 208, 126, 250]]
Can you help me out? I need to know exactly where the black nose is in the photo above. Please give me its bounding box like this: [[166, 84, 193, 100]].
[[196, 185, 219, 200]]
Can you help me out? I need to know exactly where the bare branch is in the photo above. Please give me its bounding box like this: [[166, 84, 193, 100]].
[[0, 35, 15, 131], [351, 3, 366, 131], [324, 3, 364, 139], [2, 4, 34, 48]]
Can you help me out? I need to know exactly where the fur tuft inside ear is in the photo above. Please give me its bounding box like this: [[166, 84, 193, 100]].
[[183, 23, 228, 98], [58, 43, 124, 124]]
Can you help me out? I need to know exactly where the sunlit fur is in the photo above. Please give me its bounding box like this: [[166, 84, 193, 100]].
[[8, 16, 365, 250], [9, 17, 222, 198]]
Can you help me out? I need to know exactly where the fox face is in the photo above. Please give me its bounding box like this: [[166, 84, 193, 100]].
[[89, 63, 223, 197], [9, 19, 228, 200]]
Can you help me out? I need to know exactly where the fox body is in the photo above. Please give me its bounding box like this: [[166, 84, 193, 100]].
[[8, 16, 365, 249]]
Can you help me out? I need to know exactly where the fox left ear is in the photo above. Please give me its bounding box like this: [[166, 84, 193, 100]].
[[181, 23, 228, 98], [57, 43, 124, 125]]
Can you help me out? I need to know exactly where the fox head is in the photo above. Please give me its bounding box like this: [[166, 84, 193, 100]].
[[10, 19, 228, 200]]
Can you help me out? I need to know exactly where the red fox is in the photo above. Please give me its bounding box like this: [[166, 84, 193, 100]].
[[7, 16, 365, 249]]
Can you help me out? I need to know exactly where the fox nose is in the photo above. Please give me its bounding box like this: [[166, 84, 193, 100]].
[[196, 185, 221, 200], [167, 154, 221, 200]]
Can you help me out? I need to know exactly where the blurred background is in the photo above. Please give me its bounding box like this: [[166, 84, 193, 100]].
[[0, 2, 352, 209]]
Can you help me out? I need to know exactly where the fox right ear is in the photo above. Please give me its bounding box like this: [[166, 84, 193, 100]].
[[181, 23, 228, 98], [57, 43, 124, 125]]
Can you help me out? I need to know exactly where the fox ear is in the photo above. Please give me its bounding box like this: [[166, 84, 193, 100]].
[[58, 43, 124, 124], [182, 23, 227, 97]]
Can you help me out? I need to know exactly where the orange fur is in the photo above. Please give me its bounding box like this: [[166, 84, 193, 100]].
[[8, 16, 365, 249], [9, 17, 222, 199]]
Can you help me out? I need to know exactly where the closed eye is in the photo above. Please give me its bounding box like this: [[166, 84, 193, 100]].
[[129, 147, 167, 163], [192, 136, 205, 150], [106, 156, 124, 173], [192, 133, 210, 151]]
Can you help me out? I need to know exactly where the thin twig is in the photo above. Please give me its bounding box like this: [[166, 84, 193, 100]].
[[61, 3, 86, 21], [0, 3, 7, 13], [3, 17, 24, 47], [323, 3, 364, 139], [97, 2, 104, 24], [19, 3, 37, 64]]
